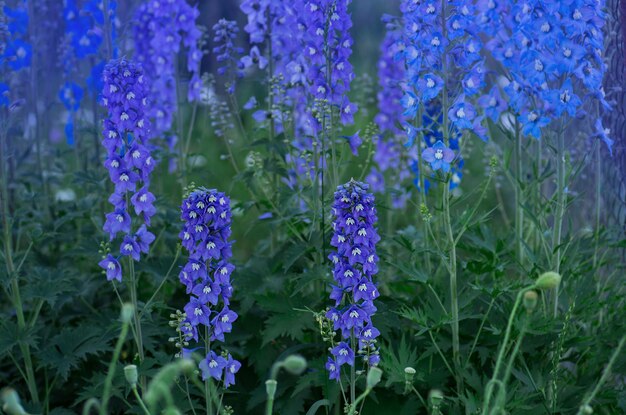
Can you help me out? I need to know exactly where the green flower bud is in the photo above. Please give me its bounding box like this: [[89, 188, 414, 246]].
[[523, 290, 538, 314], [404, 367, 416, 383], [282, 355, 307, 376], [265, 380, 277, 400], [582, 404, 593, 414], [536, 272, 562, 290], [0, 388, 28, 415], [366, 367, 383, 390], [124, 365, 138, 387], [429, 389, 444, 407], [121, 303, 134, 324]]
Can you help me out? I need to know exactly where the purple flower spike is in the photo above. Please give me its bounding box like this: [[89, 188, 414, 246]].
[[326, 180, 381, 380], [422, 141, 455, 173], [178, 187, 238, 387], [100, 58, 156, 278]]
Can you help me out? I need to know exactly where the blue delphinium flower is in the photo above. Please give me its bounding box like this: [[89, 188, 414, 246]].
[[133, 0, 203, 137], [327, 180, 381, 380], [422, 140, 455, 173], [98, 58, 156, 279], [179, 188, 240, 387]]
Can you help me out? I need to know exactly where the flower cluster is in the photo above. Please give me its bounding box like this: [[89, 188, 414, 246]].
[[1, 2, 30, 71], [59, 0, 118, 145], [212, 19, 244, 93], [397, 0, 495, 194], [98, 59, 155, 281], [326, 180, 381, 380], [178, 188, 240, 388], [483, 1, 609, 146], [63, 0, 117, 60], [367, 16, 414, 207], [401, 0, 487, 142], [300, 0, 357, 129], [133, 0, 203, 136]]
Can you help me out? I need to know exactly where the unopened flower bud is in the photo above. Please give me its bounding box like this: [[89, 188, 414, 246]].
[[582, 404, 593, 414], [429, 389, 444, 407], [366, 367, 383, 389], [536, 271, 561, 290], [282, 355, 307, 375], [121, 303, 134, 324], [523, 290, 538, 313], [124, 365, 138, 387]]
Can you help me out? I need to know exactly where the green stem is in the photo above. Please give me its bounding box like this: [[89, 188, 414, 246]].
[[551, 130, 565, 317], [575, 335, 626, 415], [482, 287, 532, 415], [101, 309, 131, 415], [132, 386, 152, 415], [443, 180, 462, 393], [514, 121, 524, 265], [1, 128, 39, 405], [205, 326, 213, 415], [350, 332, 356, 406], [592, 140, 601, 270], [128, 259, 145, 391]]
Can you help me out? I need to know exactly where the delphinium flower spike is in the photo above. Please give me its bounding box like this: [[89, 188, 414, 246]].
[[178, 187, 240, 388], [133, 0, 203, 137], [98, 58, 155, 278], [326, 180, 381, 381]]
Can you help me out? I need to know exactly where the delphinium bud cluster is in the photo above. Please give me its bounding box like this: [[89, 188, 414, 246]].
[[133, 0, 203, 137], [178, 187, 241, 388], [325, 180, 381, 380], [98, 58, 155, 281], [482, 1, 609, 146]]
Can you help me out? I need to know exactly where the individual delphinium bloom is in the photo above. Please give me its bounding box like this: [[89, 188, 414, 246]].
[[98, 58, 156, 279], [326, 180, 381, 380], [422, 141, 455, 173], [178, 187, 240, 388], [133, 0, 203, 137]]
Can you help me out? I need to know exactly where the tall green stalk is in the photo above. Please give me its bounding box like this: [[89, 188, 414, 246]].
[[514, 121, 524, 265], [482, 287, 532, 415], [0, 129, 39, 405], [551, 130, 565, 317]]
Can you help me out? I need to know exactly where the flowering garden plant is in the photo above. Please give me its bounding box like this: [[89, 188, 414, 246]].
[[0, 1, 625, 414]]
